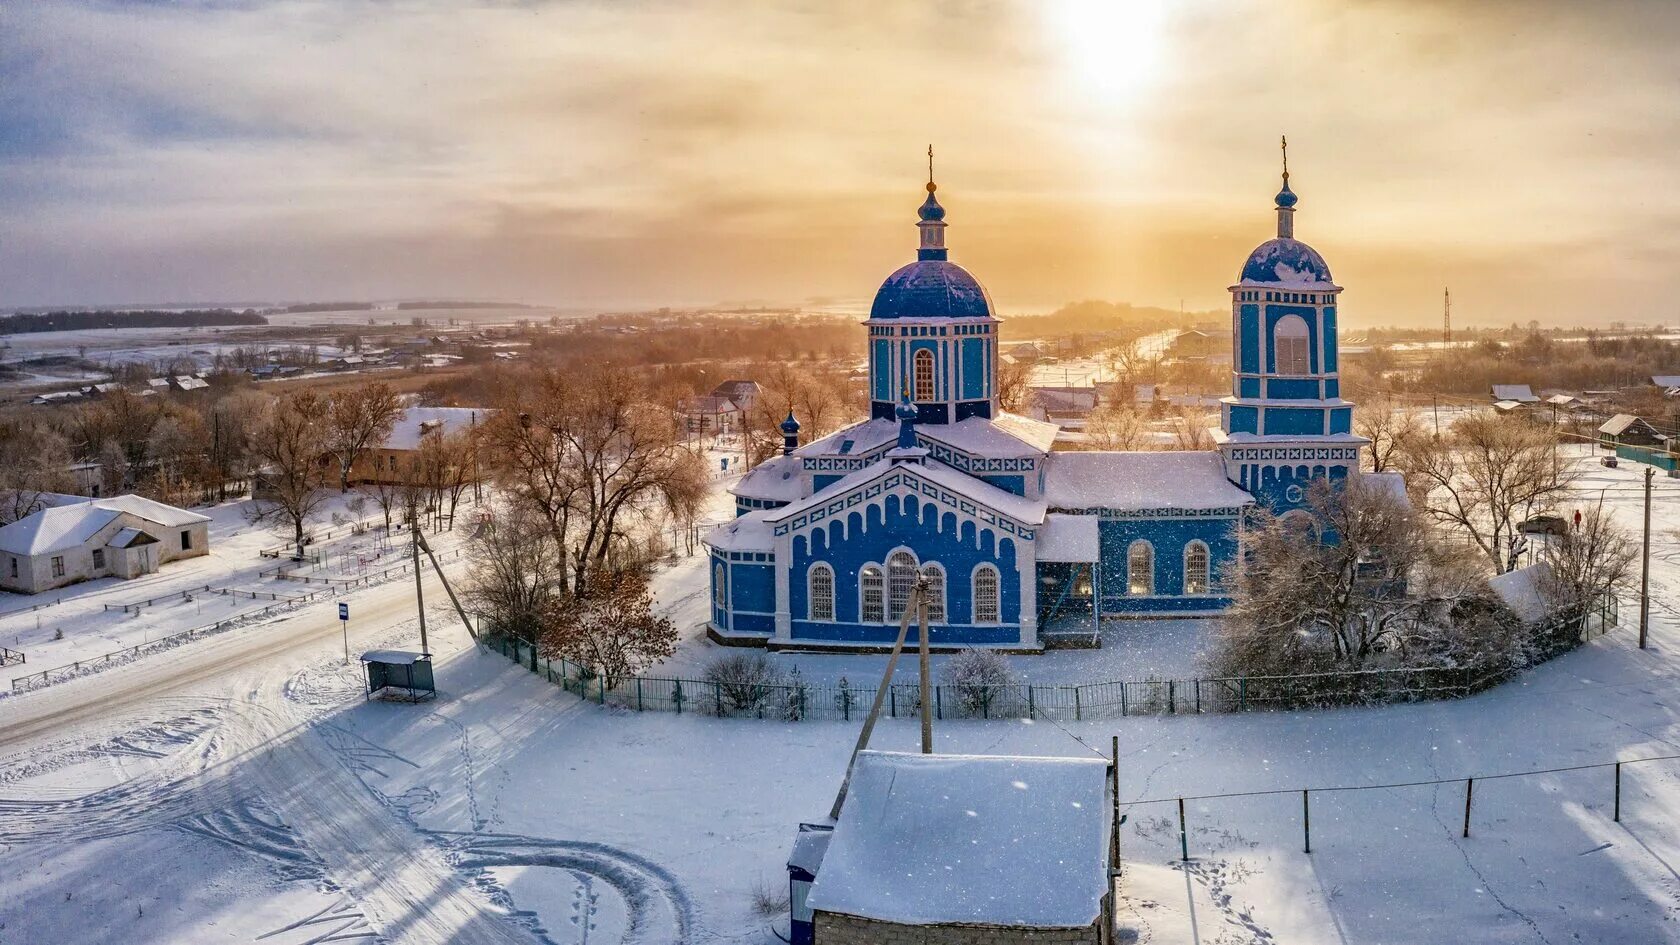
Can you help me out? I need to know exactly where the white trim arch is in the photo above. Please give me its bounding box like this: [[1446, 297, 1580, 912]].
[[1183, 540, 1211, 596], [713, 562, 727, 608], [971, 563, 1001, 623], [807, 562, 835, 621], [1127, 540, 1154, 596], [1273, 314, 1311, 375], [913, 349, 937, 402], [886, 548, 919, 621]]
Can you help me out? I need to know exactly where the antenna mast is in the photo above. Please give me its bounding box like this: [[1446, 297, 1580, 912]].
[[1443, 287, 1452, 349]]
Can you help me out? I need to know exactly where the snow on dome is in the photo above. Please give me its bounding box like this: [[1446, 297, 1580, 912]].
[[869, 260, 994, 320], [1239, 238, 1335, 288]]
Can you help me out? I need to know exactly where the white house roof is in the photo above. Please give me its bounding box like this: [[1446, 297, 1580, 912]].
[[1491, 384, 1539, 403], [704, 511, 775, 553], [1489, 562, 1554, 624], [1044, 452, 1253, 512], [732, 454, 805, 503], [1651, 376, 1680, 388], [1598, 413, 1660, 437], [0, 504, 122, 556], [384, 406, 486, 450], [806, 751, 1111, 928], [108, 527, 158, 548], [92, 494, 211, 527], [1036, 514, 1099, 562]]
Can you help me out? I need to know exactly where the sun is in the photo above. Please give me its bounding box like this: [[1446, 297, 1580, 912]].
[[1048, 0, 1169, 104]]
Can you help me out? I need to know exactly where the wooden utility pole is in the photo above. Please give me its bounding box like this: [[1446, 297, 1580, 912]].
[[917, 581, 933, 754], [830, 582, 923, 820], [1640, 465, 1653, 649], [410, 511, 429, 656]]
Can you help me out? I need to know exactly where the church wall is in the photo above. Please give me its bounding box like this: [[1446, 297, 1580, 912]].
[[1264, 407, 1326, 436], [1323, 307, 1338, 372], [786, 493, 1023, 645], [1262, 304, 1322, 375], [977, 474, 1025, 496], [1096, 516, 1237, 614]]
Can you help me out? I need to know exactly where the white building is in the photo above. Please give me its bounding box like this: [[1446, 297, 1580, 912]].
[[0, 495, 211, 595]]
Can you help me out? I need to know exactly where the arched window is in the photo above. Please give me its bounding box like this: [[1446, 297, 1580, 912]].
[[887, 551, 919, 621], [1273, 315, 1310, 374], [1127, 540, 1154, 596], [713, 563, 726, 608], [1184, 541, 1210, 595], [972, 565, 1001, 623], [920, 564, 946, 622], [860, 565, 885, 622], [913, 349, 936, 402], [808, 564, 834, 621]]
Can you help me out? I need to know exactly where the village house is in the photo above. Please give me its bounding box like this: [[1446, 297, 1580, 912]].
[[345, 405, 487, 485], [0, 494, 211, 594]]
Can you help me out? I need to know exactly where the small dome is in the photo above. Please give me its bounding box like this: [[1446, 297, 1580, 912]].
[[1239, 238, 1333, 287], [870, 260, 994, 319], [780, 411, 801, 435], [1275, 180, 1298, 208], [918, 189, 946, 222]]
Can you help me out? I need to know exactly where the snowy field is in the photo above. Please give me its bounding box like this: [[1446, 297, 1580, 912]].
[[2, 447, 1680, 943]]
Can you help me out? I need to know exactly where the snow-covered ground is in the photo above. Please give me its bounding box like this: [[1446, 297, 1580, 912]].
[[3, 446, 1680, 943]]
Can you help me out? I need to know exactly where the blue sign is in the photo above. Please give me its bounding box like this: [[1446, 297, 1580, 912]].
[[338, 602, 349, 621]]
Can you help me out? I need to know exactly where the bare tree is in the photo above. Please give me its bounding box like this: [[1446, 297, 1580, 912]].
[[1354, 393, 1422, 474], [1169, 407, 1217, 450], [464, 504, 564, 642], [324, 383, 403, 491], [1084, 402, 1148, 451], [542, 569, 677, 689], [1539, 502, 1637, 622], [1396, 410, 1575, 573], [0, 427, 76, 523], [247, 390, 331, 554], [997, 358, 1033, 414]]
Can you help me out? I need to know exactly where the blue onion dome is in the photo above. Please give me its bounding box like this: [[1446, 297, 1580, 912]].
[[1240, 238, 1333, 286], [1274, 178, 1298, 208], [918, 182, 946, 221], [780, 411, 801, 435], [870, 259, 995, 319]]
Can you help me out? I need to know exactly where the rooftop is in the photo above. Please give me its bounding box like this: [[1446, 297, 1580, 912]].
[[1044, 451, 1253, 512]]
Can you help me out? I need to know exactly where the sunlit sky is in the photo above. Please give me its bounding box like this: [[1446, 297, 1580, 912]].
[[3, 0, 1679, 326]]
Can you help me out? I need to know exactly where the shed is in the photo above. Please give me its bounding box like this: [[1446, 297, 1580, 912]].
[[806, 751, 1113, 945], [787, 822, 835, 945], [1491, 384, 1539, 403], [360, 650, 436, 702], [1599, 414, 1666, 449]]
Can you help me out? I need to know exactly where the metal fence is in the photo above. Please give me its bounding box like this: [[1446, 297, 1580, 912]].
[[485, 594, 1619, 723]]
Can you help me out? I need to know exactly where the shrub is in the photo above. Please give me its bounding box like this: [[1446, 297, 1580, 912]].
[[940, 647, 1015, 717], [702, 652, 783, 715]]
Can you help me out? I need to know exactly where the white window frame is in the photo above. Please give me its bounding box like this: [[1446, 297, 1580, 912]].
[[1127, 540, 1154, 596], [913, 349, 936, 402], [919, 563, 946, 622], [807, 563, 835, 621], [861, 564, 885, 623], [713, 563, 726, 609], [1183, 540, 1210, 596], [972, 564, 1001, 623], [1273, 315, 1311, 375], [887, 550, 919, 621]]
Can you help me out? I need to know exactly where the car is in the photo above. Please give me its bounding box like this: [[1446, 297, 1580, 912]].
[[1601, 455, 1619, 468], [1519, 514, 1569, 537]]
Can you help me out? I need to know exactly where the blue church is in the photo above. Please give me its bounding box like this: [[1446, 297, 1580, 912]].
[[705, 152, 1365, 651]]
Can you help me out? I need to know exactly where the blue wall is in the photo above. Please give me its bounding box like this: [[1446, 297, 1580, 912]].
[[1228, 405, 1259, 435], [1266, 407, 1325, 436], [962, 338, 986, 400], [1239, 304, 1260, 373], [1264, 304, 1321, 374], [787, 494, 1021, 645], [1096, 516, 1238, 614]]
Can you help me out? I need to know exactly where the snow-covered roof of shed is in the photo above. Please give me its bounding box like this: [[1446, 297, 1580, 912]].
[[1044, 452, 1253, 512], [1488, 562, 1554, 625], [1651, 376, 1680, 388], [704, 511, 775, 553], [806, 751, 1111, 928], [0, 504, 122, 556], [361, 649, 429, 665], [1491, 385, 1539, 403], [787, 824, 834, 876], [1037, 514, 1099, 562], [384, 406, 486, 450], [108, 527, 157, 548], [731, 454, 804, 504], [1598, 413, 1653, 437]]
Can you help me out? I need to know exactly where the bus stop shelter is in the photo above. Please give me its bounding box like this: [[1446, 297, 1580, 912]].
[[360, 650, 436, 702]]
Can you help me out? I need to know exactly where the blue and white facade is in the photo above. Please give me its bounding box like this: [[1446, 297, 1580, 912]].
[[706, 158, 1365, 651]]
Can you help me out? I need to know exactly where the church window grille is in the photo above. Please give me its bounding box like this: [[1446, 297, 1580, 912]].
[[1274, 315, 1310, 374], [861, 566, 885, 622], [1184, 541, 1210, 595], [973, 565, 1000, 623], [1127, 540, 1154, 596], [914, 350, 936, 402], [887, 551, 918, 620], [920, 564, 946, 622], [808, 564, 834, 621], [713, 564, 726, 608]]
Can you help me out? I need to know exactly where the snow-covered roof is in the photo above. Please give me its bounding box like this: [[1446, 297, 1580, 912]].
[[732, 454, 804, 503], [1492, 400, 1525, 412], [767, 458, 1047, 528], [1044, 452, 1253, 512], [1598, 413, 1660, 437], [918, 414, 1057, 459], [787, 823, 834, 877], [172, 375, 210, 391], [1545, 394, 1576, 406], [704, 510, 775, 553], [1489, 562, 1554, 625], [1651, 376, 1680, 388], [384, 406, 486, 450], [0, 494, 207, 556], [0, 504, 122, 556], [108, 527, 157, 548], [806, 751, 1111, 928], [802, 418, 897, 458], [361, 649, 429, 664], [1491, 385, 1539, 403], [1037, 514, 1099, 562]]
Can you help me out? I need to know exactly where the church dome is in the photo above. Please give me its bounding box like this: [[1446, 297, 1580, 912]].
[[870, 260, 994, 319], [1239, 237, 1333, 287]]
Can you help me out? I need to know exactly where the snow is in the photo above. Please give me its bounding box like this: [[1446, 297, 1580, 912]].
[[1491, 384, 1540, 403], [800, 418, 897, 457], [764, 457, 1048, 528], [806, 750, 1111, 928], [361, 648, 427, 664], [703, 510, 774, 552], [730, 453, 804, 503], [1037, 513, 1100, 562], [385, 406, 488, 449], [0, 504, 122, 555], [921, 412, 1058, 457], [1488, 562, 1554, 624], [1044, 451, 1253, 511]]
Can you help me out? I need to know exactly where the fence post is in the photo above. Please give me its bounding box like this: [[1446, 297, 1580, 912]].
[[1027, 685, 1035, 718], [1195, 679, 1202, 714], [1177, 798, 1189, 861], [1168, 680, 1176, 715], [891, 686, 897, 718], [936, 686, 943, 721], [636, 677, 644, 711], [1614, 762, 1622, 822], [1074, 686, 1082, 721], [1462, 778, 1474, 838], [674, 680, 684, 714], [715, 681, 722, 716], [1120, 683, 1127, 717], [1302, 790, 1311, 854], [1239, 677, 1247, 712], [598, 675, 606, 705]]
